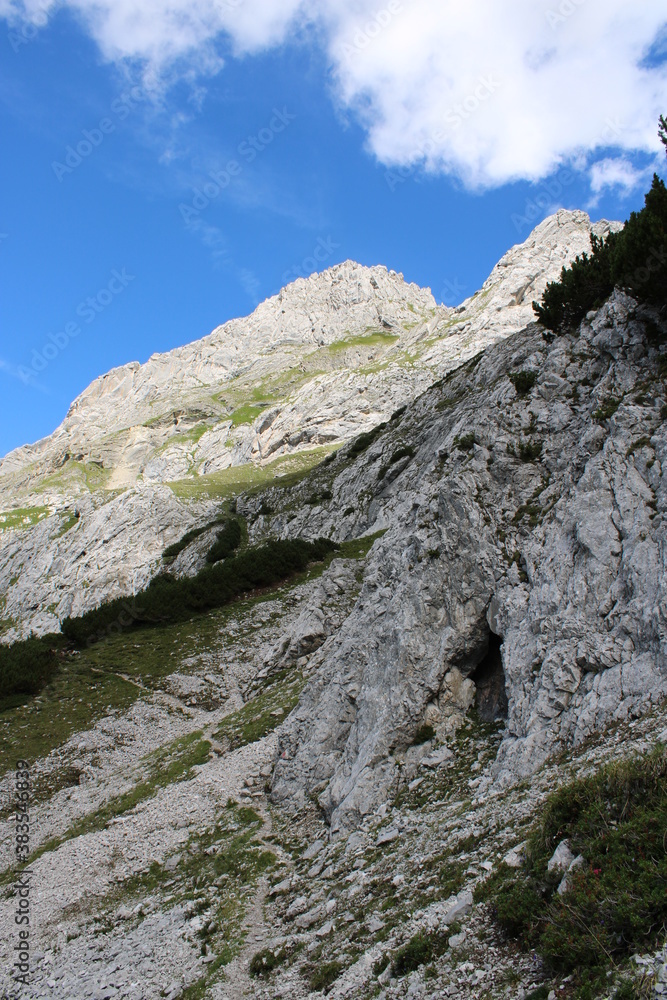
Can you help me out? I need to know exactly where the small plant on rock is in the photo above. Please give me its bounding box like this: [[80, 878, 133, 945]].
[[309, 960, 343, 992], [518, 439, 543, 462], [412, 724, 436, 745], [592, 397, 621, 422], [509, 371, 538, 395], [249, 946, 286, 978], [391, 929, 449, 977], [454, 432, 476, 451]]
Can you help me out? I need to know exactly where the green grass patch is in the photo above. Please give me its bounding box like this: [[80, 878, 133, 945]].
[[67, 732, 210, 833], [338, 529, 387, 561], [0, 659, 138, 779], [87, 801, 274, 994], [216, 667, 306, 750], [56, 509, 81, 536], [474, 745, 667, 994], [0, 506, 50, 531], [0, 594, 274, 778], [308, 960, 344, 993], [326, 331, 399, 354], [4, 732, 211, 877], [34, 459, 111, 495], [229, 403, 269, 427], [167, 446, 335, 501]]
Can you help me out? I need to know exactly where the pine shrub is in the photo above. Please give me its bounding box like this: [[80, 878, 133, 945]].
[[0, 636, 60, 704], [474, 746, 667, 988], [63, 536, 337, 647], [533, 172, 667, 333], [205, 518, 242, 564]]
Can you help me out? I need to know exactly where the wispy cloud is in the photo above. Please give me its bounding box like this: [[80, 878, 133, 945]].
[[2, 0, 666, 190], [588, 156, 653, 207], [0, 356, 49, 391]]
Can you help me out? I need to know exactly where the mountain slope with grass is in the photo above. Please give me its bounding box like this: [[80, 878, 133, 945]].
[[3, 205, 667, 1000], [0, 212, 620, 642]]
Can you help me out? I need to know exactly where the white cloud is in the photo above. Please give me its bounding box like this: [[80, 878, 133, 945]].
[[590, 157, 650, 195], [2, 0, 666, 189], [321, 0, 667, 187]]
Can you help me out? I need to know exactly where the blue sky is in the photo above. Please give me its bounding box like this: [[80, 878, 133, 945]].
[[0, 0, 665, 457]]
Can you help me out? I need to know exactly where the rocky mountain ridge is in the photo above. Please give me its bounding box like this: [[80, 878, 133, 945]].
[[0, 209, 620, 641], [2, 208, 666, 1000]]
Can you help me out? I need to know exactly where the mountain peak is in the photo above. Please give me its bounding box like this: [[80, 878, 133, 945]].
[[0, 210, 621, 504]]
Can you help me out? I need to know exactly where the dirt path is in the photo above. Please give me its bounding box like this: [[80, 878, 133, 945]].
[[212, 805, 292, 999]]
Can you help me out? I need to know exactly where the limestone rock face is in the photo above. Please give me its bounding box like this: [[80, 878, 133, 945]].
[[5, 210, 664, 835], [1, 211, 617, 495], [268, 290, 666, 831], [4, 208, 667, 1000], [0, 486, 206, 638], [0, 210, 620, 641]]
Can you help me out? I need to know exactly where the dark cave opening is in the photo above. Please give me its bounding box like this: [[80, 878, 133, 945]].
[[470, 632, 508, 722]]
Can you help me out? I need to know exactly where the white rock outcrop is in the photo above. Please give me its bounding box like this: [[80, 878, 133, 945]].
[[0, 210, 621, 641]]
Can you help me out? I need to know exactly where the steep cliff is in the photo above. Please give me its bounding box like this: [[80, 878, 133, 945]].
[[2, 210, 665, 1000]]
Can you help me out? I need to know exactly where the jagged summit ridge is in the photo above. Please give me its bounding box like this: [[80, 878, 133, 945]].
[[0, 210, 622, 640], [1, 262, 435, 473], [1, 211, 617, 493]]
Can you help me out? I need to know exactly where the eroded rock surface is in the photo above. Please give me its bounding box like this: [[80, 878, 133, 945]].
[[1, 210, 665, 1000]]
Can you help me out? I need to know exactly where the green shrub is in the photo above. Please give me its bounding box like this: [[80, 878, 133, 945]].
[[454, 433, 475, 451], [518, 439, 543, 462], [390, 445, 415, 464], [391, 930, 448, 976], [205, 519, 242, 564], [378, 444, 416, 478], [309, 960, 343, 992], [412, 724, 435, 745], [475, 746, 667, 987], [372, 954, 390, 976], [626, 436, 651, 457], [533, 145, 667, 333], [509, 371, 538, 395], [392, 933, 433, 976], [348, 422, 387, 458], [249, 947, 285, 977], [0, 636, 60, 706], [391, 405, 407, 422], [307, 489, 333, 505], [62, 536, 337, 647], [613, 980, 642, 1000], [592, 397, 621, 422], [438, 863, 465, 898], [162, 514, 229, 562]]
